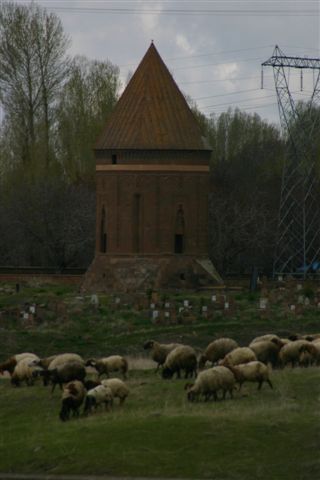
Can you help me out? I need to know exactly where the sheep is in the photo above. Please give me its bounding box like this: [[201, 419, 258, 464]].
[[41, 361, 86, 392], [249, 340, 281, 368], [59, 380, 86, 422], [143, 340, 182, 371], [86, 356, 128, 379], [198, 338, 238, 369], [11, 358, 43, 387], [0, 353, 39, 376], [250, 334, 282, 345], [83, 379, 101, 391], [186, 366, 235, 402], [227, 361, 273, 390], [162, 345, 197, 379], [220, 347, 257, 367], [279, 340, 318, 368], [48, 353, 84, 370], [101, 378, 129, 405], [83, 384, 113, 415]]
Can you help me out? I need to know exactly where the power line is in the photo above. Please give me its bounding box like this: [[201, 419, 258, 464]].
[[193, 88, 261, 102], [200, 93, 276, 110]]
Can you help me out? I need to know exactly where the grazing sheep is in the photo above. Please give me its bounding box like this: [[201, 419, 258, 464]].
[[86, 356, 128, 379], [11, 358, 43, 387], [250, 334, 282, 345], [186, 366, 235, 402], [48, 353, 84, 370], [227, 361, 273, 390], [249, 340, 281, 368], [83, 385, 113, 415], [42, 361, 86, 392], [0, 353, 39, 376], [101, 378, 129, 405], [143, 340, 182, 371], [198, 338, 238, 369], [162, 345, 197, 379], [220, 347, 257, 367], [279, 340, 317, 368], [59, 380, 86, 422]]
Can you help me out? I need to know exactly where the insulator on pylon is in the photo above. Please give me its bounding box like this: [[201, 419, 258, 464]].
[[261, 66, 264, 89], [300, 70, 303, 91]]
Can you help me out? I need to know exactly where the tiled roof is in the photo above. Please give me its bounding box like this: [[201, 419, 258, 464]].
[[95, 43, 210, 151]]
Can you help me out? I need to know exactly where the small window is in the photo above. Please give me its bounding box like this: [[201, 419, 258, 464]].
[[174, 234, 184, 254], [112, 154, 117, 165]]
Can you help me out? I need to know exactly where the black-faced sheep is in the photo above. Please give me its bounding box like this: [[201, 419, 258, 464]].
[[0, 353, 39, 376], [249, 340, 282, 368], [198, 338, 238, 369], [86, 356, 128, 379], [41, 361, 86, 392], [162, 345, 197, 379], [186, 366, 235, 402], [143, 340, 182, 371], [83, 384, 113, 415], [220, 347, 257, 367], [279, 340, 318, 368], [59, 380, 86, 422], [227, 361, 273, 390], [101, 378, 129, 405]]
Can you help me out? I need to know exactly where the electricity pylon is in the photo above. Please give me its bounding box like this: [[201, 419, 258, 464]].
[[262, 45, 320, 278]]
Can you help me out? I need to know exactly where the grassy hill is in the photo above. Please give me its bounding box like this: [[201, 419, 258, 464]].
[[0, 281, 320, 478]]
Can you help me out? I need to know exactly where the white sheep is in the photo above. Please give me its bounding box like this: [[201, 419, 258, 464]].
[[249, 340, 281, 367], [11, 358, 43, 387], [220, 347, 257, 367], [83, 384, 113, 415], [101, 378, 129, 405], [162, 345, 197, 379], [86, 356, 128, 379], [48, 353, 84, 370], [227, 361, 273, 390], [279, 340, 317, 368], [0, 353, 39, 375], [250, 334, 282, 345], [143, 340, 182, 371], [186, 366, 235, 402], [198, 338, 238, 368]]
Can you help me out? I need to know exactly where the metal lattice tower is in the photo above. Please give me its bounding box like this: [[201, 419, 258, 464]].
[[262, 45, 320, 278]]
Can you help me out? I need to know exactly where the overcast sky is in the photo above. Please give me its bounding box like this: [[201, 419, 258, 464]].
[[16, 1, 320, 126]]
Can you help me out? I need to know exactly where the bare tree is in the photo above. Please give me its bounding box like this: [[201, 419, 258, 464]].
[[0, 2, 70, 169]]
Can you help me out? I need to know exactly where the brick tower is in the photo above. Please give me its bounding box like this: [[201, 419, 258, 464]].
[[83, 43, 221, 292]]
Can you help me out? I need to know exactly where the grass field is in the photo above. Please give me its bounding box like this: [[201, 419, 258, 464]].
[[1, 281, 320, 478]]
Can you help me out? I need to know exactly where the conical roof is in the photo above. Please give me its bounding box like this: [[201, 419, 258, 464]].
[[95, 43, 210, 151]]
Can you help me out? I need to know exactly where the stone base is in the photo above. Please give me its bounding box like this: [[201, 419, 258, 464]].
[[82, 254, 222, 293]]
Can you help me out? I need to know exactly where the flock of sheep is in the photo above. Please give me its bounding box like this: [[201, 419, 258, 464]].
[[0, 331, 319, 420]]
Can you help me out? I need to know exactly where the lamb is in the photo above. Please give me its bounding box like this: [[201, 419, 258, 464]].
[[11, 358, 43, 387], [220, 347, 257, 367], [59, 380, 86, 421], [0, 353, 39, 376], [279, 340, 318, 368], [186, 366, 235, 402], [198, 338, 238, 369], [86, 355, 128, 379], [227, 361, 273, 390], [143, 340, 182, 371], [101, 378, 129, 405], [83, 384, 113, 415], [249, 340, 281, 368], [162, 345, 197, 379], [41, 361, 86, 392]]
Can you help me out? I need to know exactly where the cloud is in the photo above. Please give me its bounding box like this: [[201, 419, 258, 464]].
[[175, 34, 195, 55]]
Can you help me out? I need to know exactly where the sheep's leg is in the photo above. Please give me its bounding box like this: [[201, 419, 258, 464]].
[[257, 380, 263, 390], [267, 379, 273, 389], [176, 369, 181, 379]]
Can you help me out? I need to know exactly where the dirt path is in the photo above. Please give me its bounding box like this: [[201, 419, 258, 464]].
[[0, 474, 197, 480]]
